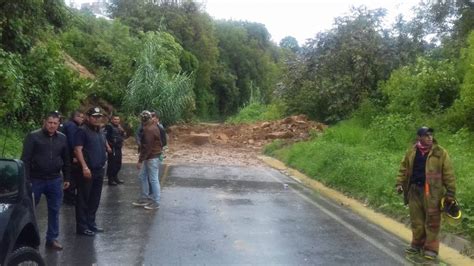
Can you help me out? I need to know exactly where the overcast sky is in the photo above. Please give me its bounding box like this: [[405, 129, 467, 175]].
[[203, 0, 419, 45], [70, 0, 420, 45]]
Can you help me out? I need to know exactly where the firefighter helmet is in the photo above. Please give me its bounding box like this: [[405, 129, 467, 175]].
[[440, 197, 462, 225]]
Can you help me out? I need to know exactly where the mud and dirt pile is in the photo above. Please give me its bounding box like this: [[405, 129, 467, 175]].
[[163, 115, 326, 166], [168, 115, 327, 149], [123, 115, 326, 166]]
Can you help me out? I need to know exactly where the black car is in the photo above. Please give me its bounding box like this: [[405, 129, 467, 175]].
[[0, 158, 45, 266]]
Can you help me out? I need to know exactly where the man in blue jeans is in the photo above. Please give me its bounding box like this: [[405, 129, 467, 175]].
[[133, 110, 162, 210], [21, 111, 71, 250]]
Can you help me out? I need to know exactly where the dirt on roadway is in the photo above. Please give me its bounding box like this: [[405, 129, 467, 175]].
[[122, 115, 327, 166]]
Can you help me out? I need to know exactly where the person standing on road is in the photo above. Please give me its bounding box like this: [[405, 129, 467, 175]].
[[62, 110, 84, 205], [132, 110, 162, 210], [21, 111, 71, 250], [74, 107, 108, 236], [395, 127, 456, 260], [105, 114, 126, 186], [136, 110, 167, 150]]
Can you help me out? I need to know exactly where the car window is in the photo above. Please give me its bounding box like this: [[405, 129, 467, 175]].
[[0, 160, 20, 198]]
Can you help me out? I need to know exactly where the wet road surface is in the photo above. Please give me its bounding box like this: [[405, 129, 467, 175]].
[[36, 163, 409, 265]]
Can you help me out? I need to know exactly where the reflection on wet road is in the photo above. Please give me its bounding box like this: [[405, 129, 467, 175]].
[[36, 163, 407, 265]]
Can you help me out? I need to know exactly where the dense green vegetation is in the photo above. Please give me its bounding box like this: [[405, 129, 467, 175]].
[[1, 0, 473, 241], [0, 0, 281, 156], [261, 1, 474, 240], [264, 117, 474, 240]]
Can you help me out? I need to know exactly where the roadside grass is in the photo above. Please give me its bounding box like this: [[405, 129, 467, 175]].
[[264, 118, 474, 240], [226, 102, 285, 124]]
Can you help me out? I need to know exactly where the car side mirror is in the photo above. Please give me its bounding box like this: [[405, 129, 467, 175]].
[[0, 159, 23, 201]]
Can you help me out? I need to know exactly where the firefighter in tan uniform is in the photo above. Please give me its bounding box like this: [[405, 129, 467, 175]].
[[395, 127, 456, 260]]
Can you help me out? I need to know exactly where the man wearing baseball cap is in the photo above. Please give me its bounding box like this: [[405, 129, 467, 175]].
[[74, 107, 108, 236], [132, 110, 162, 210], [395, 126, 456, 260]]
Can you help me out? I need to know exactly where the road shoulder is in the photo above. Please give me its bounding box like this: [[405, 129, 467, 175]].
[[259, 155, 474, 266]]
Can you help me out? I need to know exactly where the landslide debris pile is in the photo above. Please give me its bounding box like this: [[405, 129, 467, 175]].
[[168, 115, 327, 148]]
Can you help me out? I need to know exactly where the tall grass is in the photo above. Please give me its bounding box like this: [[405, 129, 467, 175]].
[[226, 102, 285, 124], [265, 116, 474, 240]]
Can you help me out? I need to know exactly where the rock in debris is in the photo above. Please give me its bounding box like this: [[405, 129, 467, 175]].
[[265, 131, 293, 139], [185, 133, 210, 146]]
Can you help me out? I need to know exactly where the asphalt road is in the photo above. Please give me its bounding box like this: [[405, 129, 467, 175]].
[[35, 163, 409, 265]]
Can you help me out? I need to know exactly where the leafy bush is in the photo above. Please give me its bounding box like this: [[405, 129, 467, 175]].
[[381, 57, 459, 116], [0, 128, 25, 159], [365, 114, 414, 151], [351, 99, 384, 128], [446, 32, 474, 131], [60, 15, 141, 107], [0, 49, 26, 120], [0, 40, 89, 127]]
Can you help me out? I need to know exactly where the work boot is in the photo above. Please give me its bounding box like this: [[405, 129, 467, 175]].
[[144, 202, 160, 210], [76, 229, 95, 236], [45, 240, 63, 251], [132, 199, 150, 207], [405, 246, 421, 254], [423, 250, 438, 260], [90, 226, 104, 233]]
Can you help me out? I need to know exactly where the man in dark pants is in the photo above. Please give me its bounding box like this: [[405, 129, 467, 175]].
[[21, 111, 71, 250], [105, 114, 126, 185], [62, 110, 84, 204], [396, 127, 456, 260], [74, 107, 108, 236]]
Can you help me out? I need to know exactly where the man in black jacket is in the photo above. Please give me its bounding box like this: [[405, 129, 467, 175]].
[[21, 111, 71, 251], [105, 114, 126, 185]]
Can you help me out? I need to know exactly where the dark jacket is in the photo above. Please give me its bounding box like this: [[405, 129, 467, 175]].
[[136, 123, 167, 147], [21, 128, 71, 182], [105, 124, 125, 149], [75, 124, 107, 171], [63, 119, 81, 156]]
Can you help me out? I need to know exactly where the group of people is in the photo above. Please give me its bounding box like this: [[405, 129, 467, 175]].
[[20, 107, 165, 251], [20, 107, 457, 260]]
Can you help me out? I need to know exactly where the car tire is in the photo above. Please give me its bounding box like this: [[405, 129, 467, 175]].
[[6, 246, 45, 266]]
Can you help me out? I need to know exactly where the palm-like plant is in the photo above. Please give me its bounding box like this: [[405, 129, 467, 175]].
[[124, 32, 195, 126]]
